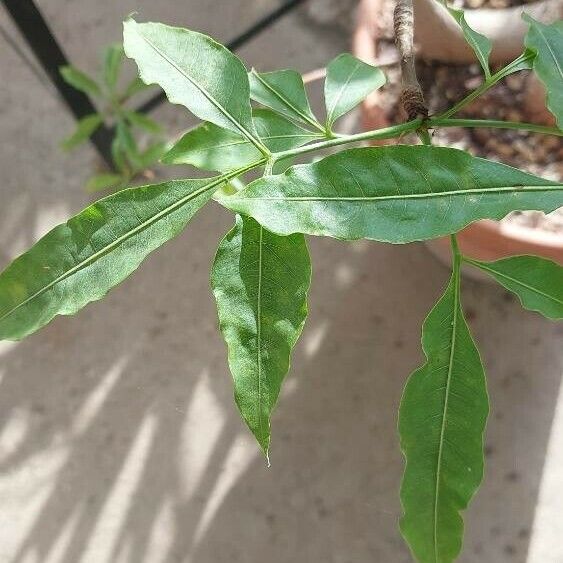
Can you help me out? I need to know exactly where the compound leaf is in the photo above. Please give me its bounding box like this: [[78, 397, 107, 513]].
[[123, 20, 264, 150], [163, 109, 320, 172], [0, 177, 223, 341], [324, 53, 385, 130], [466, 255, 563, 319], [211, 215, 310, 457], [399, 259, 488, 563], [524, 15, 563, 129], [249, 69, 324, 133], [220, 146, 563, 243]]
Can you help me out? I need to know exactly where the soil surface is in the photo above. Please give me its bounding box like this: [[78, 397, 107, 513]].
[[372, 0, 563, 236]]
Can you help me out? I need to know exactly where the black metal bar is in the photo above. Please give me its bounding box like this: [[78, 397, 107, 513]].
[[2, 0, 114, 167], [135, 0, 307, 115]]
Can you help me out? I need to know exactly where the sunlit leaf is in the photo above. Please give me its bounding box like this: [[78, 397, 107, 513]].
[[0, 177, 223, 340], [124, 19, 265, 151]]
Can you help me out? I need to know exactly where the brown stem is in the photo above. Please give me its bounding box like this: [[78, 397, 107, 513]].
[[394, 0, 428, 120]]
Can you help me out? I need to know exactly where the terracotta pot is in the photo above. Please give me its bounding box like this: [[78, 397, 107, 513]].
[[352, 0, 563, 268]]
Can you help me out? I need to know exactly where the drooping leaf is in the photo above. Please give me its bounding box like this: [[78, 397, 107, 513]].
[[163, 109, 320, 172], [249, 69, 324, 133], [61, 114, 103, 151], [103, 43, 124, 90], [466, 255, 563, 319], [123, 20, 266, 152], [211, 215, 310, 457], [220, 146, 563, 243], [324, 53, 385, 130], [125, 110, 162, 133], [0, 176, 225, 341], [524, 15, 563, 129], [85, 173, 124, 192], [399, 258, 488, 563], [447, 7, 492, 78], [60, 65, 102, 97]]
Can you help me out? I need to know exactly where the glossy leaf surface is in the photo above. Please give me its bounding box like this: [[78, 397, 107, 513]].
[[324, 53, 385, 129], [399, 263, 488, 563], [163, 109, 319, 172], [221, 146, 563, 243], [467, 255, 563, 319], [524, 15, 563, 129], [0, 178, 220, 340], [123, 20, 262, 148], [211, 216, 310, 456], [249, 69, 323, 132]]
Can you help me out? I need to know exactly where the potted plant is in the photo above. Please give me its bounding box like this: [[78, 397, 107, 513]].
[[354, 0, 563, 266], [0, 4, 561, 561]]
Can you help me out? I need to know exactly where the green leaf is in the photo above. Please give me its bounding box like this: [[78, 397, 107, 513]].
[[125, 110, 162, 133], [249, 69, 324, 133], [466, 255, 563, 319], [116, 120, 140, 166], [103, 43, 124, 90], [61, 114, 103, 151], [162, 109, 320, 172], [123, 19, 266, 153], [211, 215, 310, 457], [524, 15, 563, 129], [0, 176, 225, 341], [111, 136, 128, 173], [399, 257, 488, 563], [447, 7, 492, 78], [85, 173, 124, 192], [324, 53, 385, 130], [60, 65, 102, 97], [220, 146, 563, 243]]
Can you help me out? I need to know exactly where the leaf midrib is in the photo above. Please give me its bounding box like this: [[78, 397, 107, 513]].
[[326, 60, 363, 126], [233, 184, 562, 202], [134, 27, 265, 151], [0, 176, 229, 325], [433, 270, 460, 561], [467, 259, 563, 307]]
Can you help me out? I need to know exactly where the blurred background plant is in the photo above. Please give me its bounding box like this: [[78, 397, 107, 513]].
[[60, 43, 168, 192]]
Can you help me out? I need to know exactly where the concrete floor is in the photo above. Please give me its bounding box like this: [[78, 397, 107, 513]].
[[0, 1, 562, 562]]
